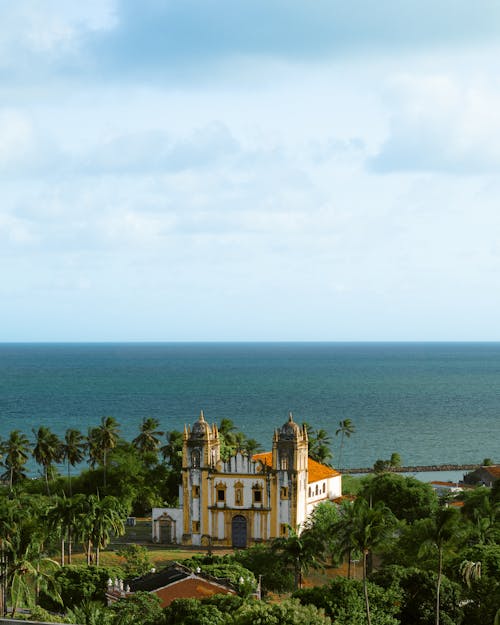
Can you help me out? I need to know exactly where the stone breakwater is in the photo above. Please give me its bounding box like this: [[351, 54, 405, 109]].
[[344, 464, 480, 475]]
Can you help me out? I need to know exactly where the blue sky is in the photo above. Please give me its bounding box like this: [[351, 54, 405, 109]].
[[2, 1, 500, 341]]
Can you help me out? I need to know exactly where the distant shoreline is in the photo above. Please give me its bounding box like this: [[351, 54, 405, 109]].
[[344, 463, 480, 475]]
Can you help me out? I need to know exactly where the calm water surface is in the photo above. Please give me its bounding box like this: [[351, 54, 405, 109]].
[[0, 342, 499, 473]]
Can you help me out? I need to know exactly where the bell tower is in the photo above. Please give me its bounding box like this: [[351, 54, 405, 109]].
[[182, 410, 220, 545], [271, 412, 309, 534]]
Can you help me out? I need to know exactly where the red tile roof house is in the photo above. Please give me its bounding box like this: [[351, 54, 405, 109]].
[[463, 465, 500, 487], [106, 562, 238, 608]]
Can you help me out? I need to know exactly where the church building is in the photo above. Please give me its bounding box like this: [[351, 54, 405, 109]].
[[152, 411, 341, 548]]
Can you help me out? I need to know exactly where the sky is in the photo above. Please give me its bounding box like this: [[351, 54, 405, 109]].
[[2, 1, 500, 341]]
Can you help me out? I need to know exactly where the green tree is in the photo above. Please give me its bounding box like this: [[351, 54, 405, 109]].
[[461, 487, 500, 545], [337, 498, 397, 625], [32, 426, 63, 495], [0, 498, 62, 617], [61, 428, 86, 496], [233, 597, 332, 625], [219, 418, 239, 460], [111, 591, 164, 625], [372, 565, 464, 625], [161, 430, 184, 473], [164, 597, 226, 625], [132, 417, 164, 465], [303, 501, 342, 566], [419, 506, 462, 625], [116, 544, 153, 578], [0, 430, 31, 490], [295, 577, 401, 625], [65, 600, 114, 625], [271, 526, 321, 590], [360, 473, 438, 523], [305, 423, 333, 465], [241, 437, 263, 457], [80, 495, 126, 566], [90, 416, 120, 488], [335, 419, 355, 471], [234, 544, 295, 593]]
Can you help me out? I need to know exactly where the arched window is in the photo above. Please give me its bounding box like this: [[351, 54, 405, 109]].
[[215, 482, 226, 504], [191, 450, 200, 468], [252, 483, 263, 505]]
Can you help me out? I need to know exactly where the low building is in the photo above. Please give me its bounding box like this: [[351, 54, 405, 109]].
[[429, 481, 464, 496], [152, 412, 341, 547], [463, 465, 500, 487], [106, 563, 237, 608]]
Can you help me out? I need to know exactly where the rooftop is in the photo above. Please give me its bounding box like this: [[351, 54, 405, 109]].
[[253, 451, 340, 483]]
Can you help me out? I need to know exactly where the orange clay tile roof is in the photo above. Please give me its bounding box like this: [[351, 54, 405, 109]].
[[253, 452, 340, 483], [485, 465, 500, 478], [430, 481, 462, 487]]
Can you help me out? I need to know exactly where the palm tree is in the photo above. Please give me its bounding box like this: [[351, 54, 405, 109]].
[[0, 431, 31, 490], [335, 418, 355, 471], [61, 429, 86, 496], [89, 417, 120, 488], [243, 438, 263, 457], [47, 496, 84, 566], [132, 417, 164, 464], [419, 507, 461, 625], [161, 430, 183, 473], [32, 427, 63, 495], [271, 526, 320, 590], [1, 496, 61, 616], [92, 496, 126, 566], [337, 498, 396, 625], [305, 425, 333, 465]]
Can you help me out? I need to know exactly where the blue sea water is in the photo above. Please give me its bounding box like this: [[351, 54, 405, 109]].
[[0, 342, 499, 474]]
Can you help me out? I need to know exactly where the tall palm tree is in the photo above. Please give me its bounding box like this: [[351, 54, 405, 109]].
[[337, 498, 396, 625], [335, 418, 355, 471], [0, 431, 31, 490], [132, 417, 164, 463], [1, 496, 61, 617], [47, 495, 84, 566], [419, 507, 461, 625], [61, 429, 86, 496], [305, 425, 333, 465], [161, 430, 183, 473], [32, 427, 63, 495], [243, 438, 263, 457], [271, 526, 320, 590], [89, 417, 120, 488], [76, 495, 126, 566]]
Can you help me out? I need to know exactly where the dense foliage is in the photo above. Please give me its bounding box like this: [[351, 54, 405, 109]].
[[1, 416, 499, 624]]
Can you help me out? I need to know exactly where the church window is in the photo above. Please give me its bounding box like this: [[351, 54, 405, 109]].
[[192, 521, 200, 533], [252, 484, 263, 505], [191, 450, 200, 468], [308, 487, 311, 497], [280, 524, 289, 537], [315, 484, 319, 496], [280, 455, 288, 470], [192, 485, 200, 498], [216, 482, 227, 503], [323, 482, 326, 493], [280, 486, 289, 499]]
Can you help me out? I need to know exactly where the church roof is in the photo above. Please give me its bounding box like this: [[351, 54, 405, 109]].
[[253, 452, 340, 483]]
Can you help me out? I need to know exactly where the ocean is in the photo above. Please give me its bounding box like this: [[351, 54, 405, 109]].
[[0, 342, 499, 475]]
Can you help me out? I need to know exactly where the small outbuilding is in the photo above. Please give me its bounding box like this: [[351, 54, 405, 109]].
[[106, 562, 237, 608], [463, 465, 500, 487]]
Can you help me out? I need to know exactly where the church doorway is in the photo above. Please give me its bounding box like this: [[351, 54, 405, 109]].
[[232, 515, 247, 548]]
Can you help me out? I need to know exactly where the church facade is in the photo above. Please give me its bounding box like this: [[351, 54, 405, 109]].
[[152, 412, 341, 548]]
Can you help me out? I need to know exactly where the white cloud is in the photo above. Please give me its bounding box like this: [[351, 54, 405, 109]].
[[370, 72, 500, 173]]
